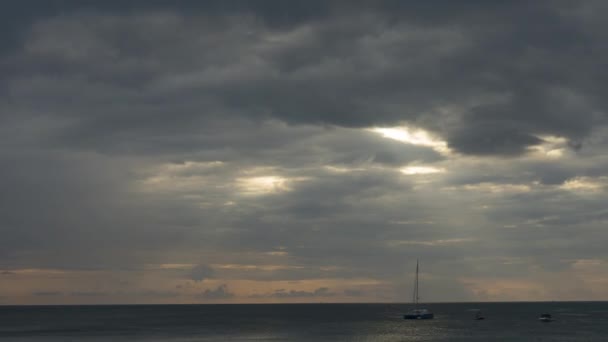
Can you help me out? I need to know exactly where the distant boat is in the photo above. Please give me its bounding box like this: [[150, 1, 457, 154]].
[[474, 310, 485, 320], [539, 313, 553, 322], [403, 259, 434, 320]]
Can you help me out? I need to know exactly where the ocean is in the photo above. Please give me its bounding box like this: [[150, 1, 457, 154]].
[[1, 302, 607, 341]]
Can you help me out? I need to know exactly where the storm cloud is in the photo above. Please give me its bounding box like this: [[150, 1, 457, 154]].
[[1, 1, 608, 304]]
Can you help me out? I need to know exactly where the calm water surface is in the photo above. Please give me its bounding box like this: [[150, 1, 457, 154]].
[[1, 302, 607, 341]]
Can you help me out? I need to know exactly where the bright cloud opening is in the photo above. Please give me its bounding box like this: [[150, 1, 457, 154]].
[[370, 126, 449, 154], [443, 182, 532, 194], [236, 176, 290, 195], [138, 161, 225, 193], [560, 177, 606, 192], [400, 166, 445, 175], [529, 135, 569, 159], [388, 238, 476, 247]]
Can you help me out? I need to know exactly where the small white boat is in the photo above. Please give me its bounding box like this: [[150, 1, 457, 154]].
[[403, 260, 434, 320], [539, 313, 553, 322]]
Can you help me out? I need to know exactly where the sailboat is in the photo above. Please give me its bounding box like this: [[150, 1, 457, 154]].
[[403, 259, 434, 320]]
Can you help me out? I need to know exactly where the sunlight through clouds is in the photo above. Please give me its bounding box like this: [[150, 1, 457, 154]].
[[529, 135, 569, 159], [137, 161, 226, 193], [560, 176, 607, 193], [388, 238, 476, 247], [5, 0, 608, 306], [400, 166, 445, 175], [370, 126, 449, 154], [443, 182, 532, 194], [236, 175, 295, 196]]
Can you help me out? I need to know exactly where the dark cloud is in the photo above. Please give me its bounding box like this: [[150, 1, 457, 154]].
[[448, 122, 544, 156], [200, 284, 234, 300], [33, 291, 63, 297], [70, 291, 107, 297], [0, 151, 188, 271], [2, 1, 605, 156], [190, 265, 215, 282], [138, 290, 180, 298], [343, 289, 364, 297], [250, 287, 335, 299]]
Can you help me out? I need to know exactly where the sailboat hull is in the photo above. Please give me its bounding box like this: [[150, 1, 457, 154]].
[[404, 312, 434, 319]]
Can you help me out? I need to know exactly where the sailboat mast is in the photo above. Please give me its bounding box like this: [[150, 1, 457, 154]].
[[404, 259, 433, 319], [413, 259, 419, 307]]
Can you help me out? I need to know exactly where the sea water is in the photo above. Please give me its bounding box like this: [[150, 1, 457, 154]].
[[1, 302, 607, 341]]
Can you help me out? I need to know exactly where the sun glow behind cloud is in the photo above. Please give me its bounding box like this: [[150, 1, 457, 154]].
[[138, 161, 225, 193], [443, 182, 532, 194], [560, 177, 607, 193], [400, 166, 445, 175], [529, 135, 569, 159], [370, 126, 449, 154], [236, 176, 291, 195], [388, 238, 476, 247], [137, 162, 311, 198]]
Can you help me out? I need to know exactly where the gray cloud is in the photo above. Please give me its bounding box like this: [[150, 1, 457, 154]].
[[33, 291, 63, 297], [250, 287, 335, 299], [70, 291, 107, 297], [3, 1, 606, 156], [138, 290, 180, 298], [1, 1, 608, 303], [343, 289, 364, 297], [190, 265, 215, 282], [201, 284, 234, 300]]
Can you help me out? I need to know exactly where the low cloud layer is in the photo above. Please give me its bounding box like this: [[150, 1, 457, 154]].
[[201, 284, 234, 300]]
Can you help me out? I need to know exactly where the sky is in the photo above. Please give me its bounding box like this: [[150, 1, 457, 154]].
[[1, 0, 608, 304]]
